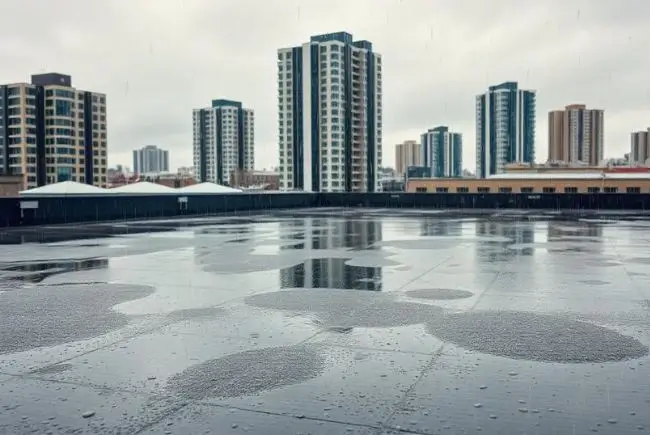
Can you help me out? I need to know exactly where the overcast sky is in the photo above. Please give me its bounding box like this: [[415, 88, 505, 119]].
[[1, 0, 648, 172]]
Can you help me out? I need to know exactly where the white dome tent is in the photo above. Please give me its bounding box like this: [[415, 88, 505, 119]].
[[177, 182, 242, 194], [19, 181, 107, 197], [108, 181, 177, 195]]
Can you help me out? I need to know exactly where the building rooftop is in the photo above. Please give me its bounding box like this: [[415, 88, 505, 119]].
[[488, 171, 650, 180], [0, 209, 648, 433]]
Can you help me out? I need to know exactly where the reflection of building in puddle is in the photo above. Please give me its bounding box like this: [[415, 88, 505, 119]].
[[419, 220, 462, 237], [0, 258, 110, 284], [281, 259, 382, 291], [475, 220, 535, 263], [279, 218, 383, 291], [279, 218, 383, 251], [547, 223, 604, 253]]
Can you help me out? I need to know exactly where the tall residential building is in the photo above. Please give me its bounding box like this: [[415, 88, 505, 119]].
[[133, 145, 169, 174], [421, 126, 463, 178], [476, 81, 536, 178], [277, 31, 382, 192], [192, 99, 254, 185], [0, 73, 107, 189], [631, 129, 650, 165], [548, 104, 604, 166], [395, 140, 421, 177]]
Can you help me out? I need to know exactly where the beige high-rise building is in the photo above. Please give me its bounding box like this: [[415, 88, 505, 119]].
[[0, 73, 107, 189], [631, 129, 650, 165], [395, 140, 421, 176], [548, 104, 604, 166]]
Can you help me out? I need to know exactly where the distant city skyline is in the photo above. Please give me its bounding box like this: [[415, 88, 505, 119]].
[[3, 2, 645, 173]]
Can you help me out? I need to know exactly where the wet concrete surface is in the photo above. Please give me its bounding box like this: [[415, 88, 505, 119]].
[[0, 208, 649, 434]]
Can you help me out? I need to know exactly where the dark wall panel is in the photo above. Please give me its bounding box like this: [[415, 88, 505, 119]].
[[1, 193, 650, 228]]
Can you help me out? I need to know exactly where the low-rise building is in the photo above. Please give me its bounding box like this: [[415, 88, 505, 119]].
[[0, 174, 24, 196], [230, 169, 279, 190], [407, 170, 650, 194]]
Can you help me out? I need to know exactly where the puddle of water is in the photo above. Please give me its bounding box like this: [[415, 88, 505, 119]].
[[0, 258, 109, 284], [280, 259, 383, 291]]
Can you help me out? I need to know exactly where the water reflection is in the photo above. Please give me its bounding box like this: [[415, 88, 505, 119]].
[[280, 218, 384, 291], [0, 258, 109, 284], [419, 220, 462, 237], [475, 221, 535, 262]]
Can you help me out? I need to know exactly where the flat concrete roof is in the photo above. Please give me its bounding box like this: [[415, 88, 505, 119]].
[[0, 209, 648, 433]]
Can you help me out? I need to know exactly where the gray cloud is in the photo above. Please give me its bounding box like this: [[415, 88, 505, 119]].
[[1, 0, 648, 171]]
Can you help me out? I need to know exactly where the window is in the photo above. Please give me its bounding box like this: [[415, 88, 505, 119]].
[[564, 187, 578, 193], [587, 187, 600, 193], [626, 187, 641, 193], [435, 187, 449, 193], [498, 187, 512, 193], [456, 187, 469, 193], [415, 187, 427, 193], [542, 187, 556, 193], [477, 187, 490, 193], [604, 187, 618, 193], [520, 187, 534, 193]]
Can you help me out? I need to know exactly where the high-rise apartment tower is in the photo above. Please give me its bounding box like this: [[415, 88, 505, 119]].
[[631, 129, 650, 165], [0, 73, 107, 189], [192, 99, 254, 185], [421, 126, 463, 178], [476, 81, 536, 178], [133, 145, 169, 174], [395, 140, 421, 177], [277, 32, 383, 192], [548, 104, 604, 166]]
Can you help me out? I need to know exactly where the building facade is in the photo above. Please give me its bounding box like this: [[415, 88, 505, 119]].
[[631, 129, 650, 165], [407, 171, 650, 194], [394, 140, 421, 177], [548, 104, 604, 166], [133, 145, 169, 174], [277, 31, 382, 192], [421, 126, 462, 178], [230, 169, 279, 190], [476, 81, 536, 178], [0, 73, 107, 189], [192, 99, 254, 185]]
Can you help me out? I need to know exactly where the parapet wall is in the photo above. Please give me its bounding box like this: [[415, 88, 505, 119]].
[[1, 192, 649, 227]]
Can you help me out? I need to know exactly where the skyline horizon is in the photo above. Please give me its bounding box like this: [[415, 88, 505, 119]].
[[3, 1, 647, 176]]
